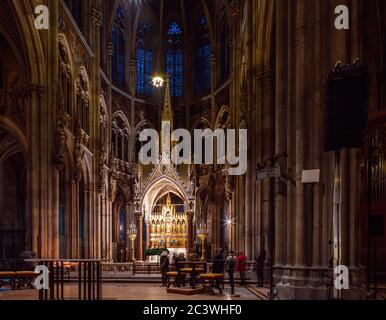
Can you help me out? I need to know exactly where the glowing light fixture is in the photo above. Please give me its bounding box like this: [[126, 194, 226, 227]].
[[223, 217, 236, 227], [152, 76, 164, 88]]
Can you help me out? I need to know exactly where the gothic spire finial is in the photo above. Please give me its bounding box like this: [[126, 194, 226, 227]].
[[162, 76, 173, 131]]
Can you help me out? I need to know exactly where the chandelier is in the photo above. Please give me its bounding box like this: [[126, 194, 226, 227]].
[[152, 76, 164, 88]]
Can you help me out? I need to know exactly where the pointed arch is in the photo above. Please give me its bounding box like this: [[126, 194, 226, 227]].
[[112, 111, 131, 162], [112, 110, 132, 134], [215, 106, 231, 129], [9, 0, 45, 86]]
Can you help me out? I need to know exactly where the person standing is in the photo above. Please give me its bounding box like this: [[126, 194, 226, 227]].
[[236, 251, 247, 286], [256, 249, 266, 287], [160, 251, 170, 287], [213, 249, 225, 274], [213, 249, 225, 292], [226, 251, 237, 295], [175, 252, 187, 287]]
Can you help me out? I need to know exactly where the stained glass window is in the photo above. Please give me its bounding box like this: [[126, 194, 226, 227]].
[[112, 7, 125, 85], [136, 48, 153, 95], [168, 22, 182, 36], [136, 20, 153, 95], [166, 22, 183, 97], [112, 26, 118, 82], [195, 43, 211, 95], [195, 16, 211, 95], [145, 50, 153, 95]]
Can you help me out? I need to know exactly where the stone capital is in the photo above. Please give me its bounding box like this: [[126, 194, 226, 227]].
[[90, 8, 103, 27], [210, 55, 217, 67], [107, 42, 113, 56], [230, 0, 240, 16]]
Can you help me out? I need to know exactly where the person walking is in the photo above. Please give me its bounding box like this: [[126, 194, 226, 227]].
[[256, 249, 266, 287], [226, 251, 237, 295], [160, 251, 170, 287], [236, 251, 247, 286]]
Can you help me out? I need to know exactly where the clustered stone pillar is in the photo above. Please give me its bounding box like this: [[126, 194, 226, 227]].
[[125, 203, 131, 261], [187, 212, 194, 251], [226, 0, 366, 299], [137, 214, 143, 261]]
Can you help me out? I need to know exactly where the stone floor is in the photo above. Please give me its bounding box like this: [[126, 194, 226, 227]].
[[0, 283, 265, 300]]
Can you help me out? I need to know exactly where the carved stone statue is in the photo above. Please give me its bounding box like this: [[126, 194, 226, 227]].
[[99, 106, 107, 151], [74, 142, 84, 181], [188, 178, 195, 197], [108, 173, 117, 202], [54, 117, 67, 168], [134, 177, 141, 199], [98, 151, 108, 193]]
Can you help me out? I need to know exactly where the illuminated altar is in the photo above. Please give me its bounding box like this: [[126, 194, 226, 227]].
[[149, 193, 188, 249]]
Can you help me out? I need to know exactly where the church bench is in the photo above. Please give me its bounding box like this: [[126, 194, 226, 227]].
[[166, 271, 187, 288], [199, 274, 224, 295], [15, 271, 38, 289], [0, 271, 16, 289]]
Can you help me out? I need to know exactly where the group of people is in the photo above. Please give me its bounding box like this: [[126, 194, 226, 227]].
[[160, 251, 188, 287], [213, 249, 266, 295], [159, 248, 267, 294]]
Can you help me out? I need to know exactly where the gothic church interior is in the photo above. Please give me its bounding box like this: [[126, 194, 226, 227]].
[[0, 0, 385, 300]]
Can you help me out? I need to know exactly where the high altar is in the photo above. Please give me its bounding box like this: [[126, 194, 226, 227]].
[[149, 193, 188, 249]]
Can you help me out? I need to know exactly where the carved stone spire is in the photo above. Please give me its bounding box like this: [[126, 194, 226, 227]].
[[162, 76, 173, 131], [160, 76, 174, 157]]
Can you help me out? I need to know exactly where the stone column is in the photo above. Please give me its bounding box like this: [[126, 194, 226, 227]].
[[275, 0, 287, 267], [285, 0, 297, 268], [85, 190, 92, 258], [129, 59, 136, 146], [108, 199, 113, 261], [294, 0, 306, 269], [125, 204, 131, 261], [187, 213, 194, 251], [100, 194, 106, 259], [137, 214, 143, 261], [210, 54, 217, 128], [145, 221, 151, 250], [52, 169, 59, 259], [68, 180, 76, 258]]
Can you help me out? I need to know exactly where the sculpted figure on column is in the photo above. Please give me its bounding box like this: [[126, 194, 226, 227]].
[[54, 115, 68, 169]]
